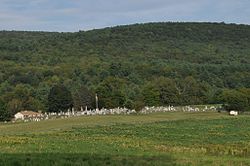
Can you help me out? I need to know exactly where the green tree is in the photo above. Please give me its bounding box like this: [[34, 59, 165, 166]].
[[48, 84, 73, 112], [153, 77, 180, 106], [73, 86, 95, 110], [142, 82, 160, 106], [96, 77, 126, 108], [2, 84, 39, 115], [6, 99, 22, 116], [221, 89, 249, 112], [179, 76, 208, 105]]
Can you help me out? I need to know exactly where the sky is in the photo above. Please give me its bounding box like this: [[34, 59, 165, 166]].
[[0, 0, 249, 32]]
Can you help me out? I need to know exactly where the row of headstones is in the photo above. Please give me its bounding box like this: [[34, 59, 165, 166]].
[[43, 105, 220, 118], [141, 106, 176, 114], [20, 105, 221, 122], [140, 105, 220, 114], [42, 107, 137, 120], [21, 116, 49, 122], [182, 105, 218, 112]]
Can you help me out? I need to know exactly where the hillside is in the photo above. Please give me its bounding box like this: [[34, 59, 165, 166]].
[[0, 22, 250, 117]]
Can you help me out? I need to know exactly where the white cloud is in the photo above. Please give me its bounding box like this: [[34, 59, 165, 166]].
[[0, 0, 249, 31]]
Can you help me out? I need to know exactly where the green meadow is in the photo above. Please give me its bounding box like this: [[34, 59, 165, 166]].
[[0, 112, 250, 166]]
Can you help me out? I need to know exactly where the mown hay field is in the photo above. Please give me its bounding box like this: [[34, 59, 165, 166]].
[[0, 112, 250, 166]]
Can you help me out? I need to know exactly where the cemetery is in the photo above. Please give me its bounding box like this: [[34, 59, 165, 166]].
[[13, 105, 222, 122]]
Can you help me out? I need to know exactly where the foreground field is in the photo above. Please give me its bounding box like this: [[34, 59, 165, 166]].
[[0, 112, 250, 165]]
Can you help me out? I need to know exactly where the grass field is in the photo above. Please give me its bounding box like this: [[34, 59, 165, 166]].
[[0, 112, 250, 166]]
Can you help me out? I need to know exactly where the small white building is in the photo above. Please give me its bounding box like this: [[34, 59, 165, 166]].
[[14, 111, 43, 121]]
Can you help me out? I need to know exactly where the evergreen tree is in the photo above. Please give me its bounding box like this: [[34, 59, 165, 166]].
[[48, 84, 73, 112], [0, 99, 11, 121]]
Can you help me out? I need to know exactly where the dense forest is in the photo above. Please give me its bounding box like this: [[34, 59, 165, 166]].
[[0, 22, 250, 120]]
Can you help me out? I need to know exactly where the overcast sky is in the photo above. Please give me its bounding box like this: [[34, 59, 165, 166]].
[[0, 0, 249, 32]]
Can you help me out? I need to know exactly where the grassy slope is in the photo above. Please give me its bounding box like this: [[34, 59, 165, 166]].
[[0, 112, 250, 165], [0, 112, 226, 135]]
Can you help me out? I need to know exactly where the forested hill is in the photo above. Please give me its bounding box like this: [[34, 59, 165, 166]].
[[0, 22, 250, 118]]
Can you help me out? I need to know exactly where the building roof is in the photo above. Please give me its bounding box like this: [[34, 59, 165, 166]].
[[16, 111, 42, 116]]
